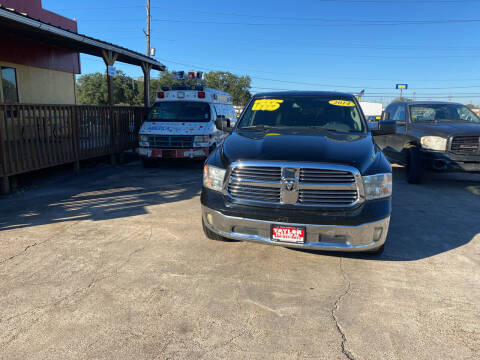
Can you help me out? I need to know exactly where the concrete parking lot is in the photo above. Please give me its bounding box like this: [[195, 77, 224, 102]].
[[0, 161, 479, 359]]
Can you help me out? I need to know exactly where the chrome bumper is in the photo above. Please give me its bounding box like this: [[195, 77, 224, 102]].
[[202, 206, 389, 252]]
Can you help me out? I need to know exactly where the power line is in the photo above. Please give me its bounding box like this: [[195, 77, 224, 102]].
[[157, 57, 480, 91], [80, 54, 480, 86], [87, 31, 480, 53], [79, 17, 480, 27]]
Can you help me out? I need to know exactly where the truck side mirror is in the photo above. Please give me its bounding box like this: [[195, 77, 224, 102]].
[[371, 120, 397, 136], [215, 115, 233, 133], [381, 111, 390, 121]]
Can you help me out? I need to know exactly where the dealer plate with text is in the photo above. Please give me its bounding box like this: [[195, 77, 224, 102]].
[[271, 226, 305, 243]]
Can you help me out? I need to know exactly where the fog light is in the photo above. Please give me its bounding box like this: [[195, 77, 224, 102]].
[[207, 213, 213, 225], [373, 227, 383, 242]]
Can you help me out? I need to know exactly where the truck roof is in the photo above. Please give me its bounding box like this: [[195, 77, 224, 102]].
[[155, 87, 233, 104], [253, 90, 356, 98], [396, 100, 464, 106]]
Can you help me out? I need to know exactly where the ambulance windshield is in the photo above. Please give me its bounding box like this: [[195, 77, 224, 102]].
[[148, 102, 211, 122]]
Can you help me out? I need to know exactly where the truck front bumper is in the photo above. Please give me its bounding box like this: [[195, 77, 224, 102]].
[[202, 206, 389, 252], [137, 147, 209, 159], [422, 150, 480, 172]]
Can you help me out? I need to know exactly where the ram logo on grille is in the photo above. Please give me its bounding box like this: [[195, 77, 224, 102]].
[[227, 163, 361, 207]]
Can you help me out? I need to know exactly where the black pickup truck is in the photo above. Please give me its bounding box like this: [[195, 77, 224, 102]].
[[201, 91, 394, 254], [373, 101, 480, 183]]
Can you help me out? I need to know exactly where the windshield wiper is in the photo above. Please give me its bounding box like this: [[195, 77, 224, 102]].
[[239, 125, 271, 130], [307, 126, 350, 133]]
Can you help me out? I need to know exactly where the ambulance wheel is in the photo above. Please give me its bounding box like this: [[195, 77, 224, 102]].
[[142, 158, 156, 168]]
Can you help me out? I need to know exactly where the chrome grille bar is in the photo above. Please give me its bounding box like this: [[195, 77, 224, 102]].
[[450, 136, 480, 154], [226, 161, 363, 207]]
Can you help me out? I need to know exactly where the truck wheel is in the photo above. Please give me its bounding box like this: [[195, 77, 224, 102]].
[[142, 158, 156, 168], [406, 147, 424, 184], [367, 244, 385, 255], [202, 219, 229, 241]]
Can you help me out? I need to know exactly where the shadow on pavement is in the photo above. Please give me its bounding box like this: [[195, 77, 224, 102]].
[[293, 167, 480, 261], [0, 160, 203, 231]]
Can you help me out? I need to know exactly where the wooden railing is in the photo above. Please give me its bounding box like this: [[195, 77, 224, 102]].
[[0, 104, 146, 182]]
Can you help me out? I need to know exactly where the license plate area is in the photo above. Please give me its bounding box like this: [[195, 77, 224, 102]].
[[271, 225, 305, 243]]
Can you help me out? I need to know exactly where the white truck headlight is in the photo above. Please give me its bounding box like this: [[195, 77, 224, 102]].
[[363, 173, 392, 200], [203, 165, 226, 192], [194, 135, 210, 147], [421, 136, 447, 151], [140, 135, 149, 142]]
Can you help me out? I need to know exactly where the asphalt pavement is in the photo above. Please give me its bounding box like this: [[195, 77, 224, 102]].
[[0, 161, 479, 359]]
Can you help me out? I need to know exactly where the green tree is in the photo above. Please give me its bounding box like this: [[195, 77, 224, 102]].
[[76, 70, 253, 107], [391, 97, 412, 103], [204, 71, 251, 106], [76, 70, 140, 105]]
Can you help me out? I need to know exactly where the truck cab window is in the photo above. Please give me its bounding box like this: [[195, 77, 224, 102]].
[[392, 105, 406, 122]]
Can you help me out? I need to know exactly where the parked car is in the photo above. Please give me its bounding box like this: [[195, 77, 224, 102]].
[[201, 91, 395, 254], [367, 115, 381, 122], [372, 101, 480, 183]]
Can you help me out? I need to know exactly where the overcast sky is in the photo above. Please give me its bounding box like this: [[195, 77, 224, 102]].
[[44, 0, 480, 105]]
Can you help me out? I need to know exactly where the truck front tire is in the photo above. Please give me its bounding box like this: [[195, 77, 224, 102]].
[[406, 147, 424, 184], [367, 243, 385, 255], [202, 219, 231, 242], [142, 158, 156, 168]]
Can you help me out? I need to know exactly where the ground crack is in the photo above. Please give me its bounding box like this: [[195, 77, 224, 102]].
[[332, 258, 356, 360], [0, 242, 38, 265]]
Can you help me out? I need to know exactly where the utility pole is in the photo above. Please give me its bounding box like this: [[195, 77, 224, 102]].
[[146, 0, 151, 56]]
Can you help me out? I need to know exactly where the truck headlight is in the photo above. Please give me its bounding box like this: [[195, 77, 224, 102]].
[[203, 165, 226, 192], [421, 136, 447, 151], [194, 135, 210, 147], [363, 173, 392, 200], [139, 135, 149, 147]]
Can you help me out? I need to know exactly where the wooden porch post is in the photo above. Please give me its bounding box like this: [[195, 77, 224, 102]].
[[101, 50, 119, 164], [101, 50, 118, 106], [0, 106, 9, 194], [141, 62, 153, 108]]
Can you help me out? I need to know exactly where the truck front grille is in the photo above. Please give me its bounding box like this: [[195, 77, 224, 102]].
[[227, 162, 361, 207], [300, 168, 355, 183], [230, 166, 282, 181], [450, 136, 480, 154], [149, 135, 194, 148], [298, 189, 358, 205], [227, 183, 281, 203]]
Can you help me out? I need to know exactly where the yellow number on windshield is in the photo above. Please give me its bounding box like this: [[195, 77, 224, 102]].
[[329, 100, 355, 107], [252, 99, 284, 111]]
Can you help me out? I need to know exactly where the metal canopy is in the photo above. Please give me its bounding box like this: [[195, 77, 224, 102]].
[[0, 6, 166, 71]]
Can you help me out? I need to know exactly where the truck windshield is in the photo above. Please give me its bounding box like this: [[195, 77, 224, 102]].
[[410, 104, 480, 123], [238, 96, 365, 132], [147, 102, 211, 122]]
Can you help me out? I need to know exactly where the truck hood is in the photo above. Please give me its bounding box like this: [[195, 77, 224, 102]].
[[221, 128, 378, 174], [410, 121, 480, 137], [139, 121, 215, 135]]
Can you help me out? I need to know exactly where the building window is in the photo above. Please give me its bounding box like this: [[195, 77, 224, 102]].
[[1, 67, 19, 103]]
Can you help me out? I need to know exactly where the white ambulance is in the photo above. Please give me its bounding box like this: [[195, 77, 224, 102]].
[[138, 87, 236, 166]]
